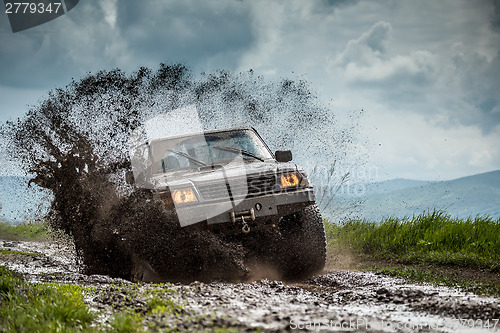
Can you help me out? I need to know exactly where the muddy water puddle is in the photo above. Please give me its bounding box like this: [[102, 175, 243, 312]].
[[1, 239, 499, 332]]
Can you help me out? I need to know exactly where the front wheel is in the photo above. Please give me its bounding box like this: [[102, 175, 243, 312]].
[[276, 204, 326, 280]]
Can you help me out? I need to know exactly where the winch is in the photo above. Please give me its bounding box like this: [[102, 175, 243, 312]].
[[230, 208, 255, 233]]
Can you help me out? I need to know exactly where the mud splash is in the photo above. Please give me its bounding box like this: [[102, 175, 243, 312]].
[[0, 64, 355, 282]]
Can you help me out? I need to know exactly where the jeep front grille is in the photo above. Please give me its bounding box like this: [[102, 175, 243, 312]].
[[195, 174, 276, 200]]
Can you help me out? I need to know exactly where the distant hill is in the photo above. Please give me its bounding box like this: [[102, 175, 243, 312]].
[[324, 170, 500, 222], [361, 178, 432, 196]]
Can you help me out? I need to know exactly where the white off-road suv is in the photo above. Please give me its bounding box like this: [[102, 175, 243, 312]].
[[127, 127, 326, 279]]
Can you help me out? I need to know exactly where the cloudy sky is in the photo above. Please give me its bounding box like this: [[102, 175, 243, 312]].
[[1, 0, 499, 181]]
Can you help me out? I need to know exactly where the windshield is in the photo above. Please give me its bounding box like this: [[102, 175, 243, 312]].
[[150, 129, 273, 173]]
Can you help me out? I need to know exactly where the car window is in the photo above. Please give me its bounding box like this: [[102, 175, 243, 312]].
[[152, 129, 273, 172]]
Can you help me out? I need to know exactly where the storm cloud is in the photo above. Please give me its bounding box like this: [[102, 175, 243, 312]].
[[1, 0, 499, 180]]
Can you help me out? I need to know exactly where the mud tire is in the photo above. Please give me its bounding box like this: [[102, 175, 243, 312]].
[[276, 204, 326, 281]]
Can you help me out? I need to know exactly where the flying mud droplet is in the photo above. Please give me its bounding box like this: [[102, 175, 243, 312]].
[[0, 64, 361, 282]]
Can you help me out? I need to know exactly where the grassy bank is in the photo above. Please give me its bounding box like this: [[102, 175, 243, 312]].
[[325, 211, 500, 296], [0, 266, 96, 332], [0, 221, 51, 240]]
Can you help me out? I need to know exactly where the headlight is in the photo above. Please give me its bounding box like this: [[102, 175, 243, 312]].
[[280, 173, 300, 188], [171, 188, 198, 204]]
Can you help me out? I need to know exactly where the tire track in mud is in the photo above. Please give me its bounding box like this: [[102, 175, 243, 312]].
[[1, 239, 499, 332]]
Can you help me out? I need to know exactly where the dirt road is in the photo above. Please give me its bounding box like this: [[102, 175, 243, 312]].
[[1, 239, 499, 332]]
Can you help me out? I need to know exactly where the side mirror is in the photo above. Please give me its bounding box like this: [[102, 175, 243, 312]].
[[275, 150, 292, 162], [125, 170, 135, 185]]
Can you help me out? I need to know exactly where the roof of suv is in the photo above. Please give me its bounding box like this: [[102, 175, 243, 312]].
[[148, 126, 258, 145]]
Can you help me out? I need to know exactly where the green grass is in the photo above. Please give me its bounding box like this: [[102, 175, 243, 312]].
[[107, 312, 143, 333], [325, 210, 500, 297], [325, 210, 500, 271], [0, 221, 52, 240], [0, 266, 96, 332], [0, 249, 39, 256], [0, 266, 188, 332]]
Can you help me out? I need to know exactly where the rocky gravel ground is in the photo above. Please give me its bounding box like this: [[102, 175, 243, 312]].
[[1, 239, 499, 332]]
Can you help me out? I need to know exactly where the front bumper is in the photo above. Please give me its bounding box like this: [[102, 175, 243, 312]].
[[172, 187, 315, 227]]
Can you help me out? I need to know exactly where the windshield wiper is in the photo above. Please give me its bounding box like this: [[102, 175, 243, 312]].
[[211, 146, 265, 162], [166, 149, 208, 166]]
